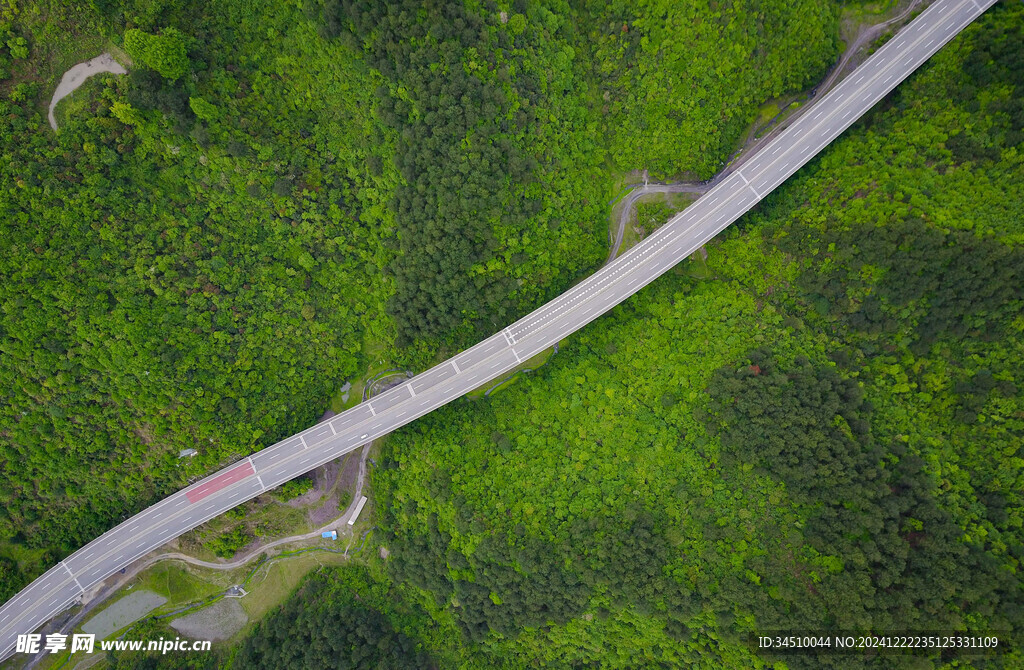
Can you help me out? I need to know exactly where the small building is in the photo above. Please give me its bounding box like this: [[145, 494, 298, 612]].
[[178, 448, 198, 459], [347, 496, 368, 526], [321, 530, 337, 540]]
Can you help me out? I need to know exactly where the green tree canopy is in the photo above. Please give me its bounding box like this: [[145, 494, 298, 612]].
[[123, 27, 189, 80]]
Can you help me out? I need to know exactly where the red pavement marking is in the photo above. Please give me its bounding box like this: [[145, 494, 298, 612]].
[[186, 462, 255, 504]]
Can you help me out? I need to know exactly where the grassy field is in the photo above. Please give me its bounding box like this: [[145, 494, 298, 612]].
[[327, 336, 414, 414], [237, 550, 349, 626], [751, 98, 803, 140], [684, 252, 712, 279], [134, 563, 228, 609]]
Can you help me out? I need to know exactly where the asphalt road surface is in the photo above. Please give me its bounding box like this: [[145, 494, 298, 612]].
[[0, 0, 997, 659]]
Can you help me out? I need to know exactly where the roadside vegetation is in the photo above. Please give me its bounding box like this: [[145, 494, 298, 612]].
[[0, 0, 396, 585], [3, 0, 1021, 668], [584, 0, 839, 179], [260, 5, 1022, 667], [0, 0, 841, 590]]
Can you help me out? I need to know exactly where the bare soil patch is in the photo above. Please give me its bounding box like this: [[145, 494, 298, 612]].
[[170, 598, 248, 641]]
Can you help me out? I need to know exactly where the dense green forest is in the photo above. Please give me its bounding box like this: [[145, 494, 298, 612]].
[[3, 0, 1022, 667], [584, 0, 839, 178], [0, 0, 840, 593], [327, 0, 839, 344], [248, 4, 1021, 667], [0, 0, 397, 583], [232, 565, 446, 669]]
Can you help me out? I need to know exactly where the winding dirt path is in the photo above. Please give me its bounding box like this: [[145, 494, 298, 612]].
[[606, 181, 710, 263], [48, 54, 126, 131], [151, 365, 388, 573], [819, 0, 927, 95], [144, 440, 373, 573], [28, 426, 375, 670]]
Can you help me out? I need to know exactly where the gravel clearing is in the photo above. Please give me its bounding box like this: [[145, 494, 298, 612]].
[[170, 599, 248, 641], [82, 590, 166, 640]]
